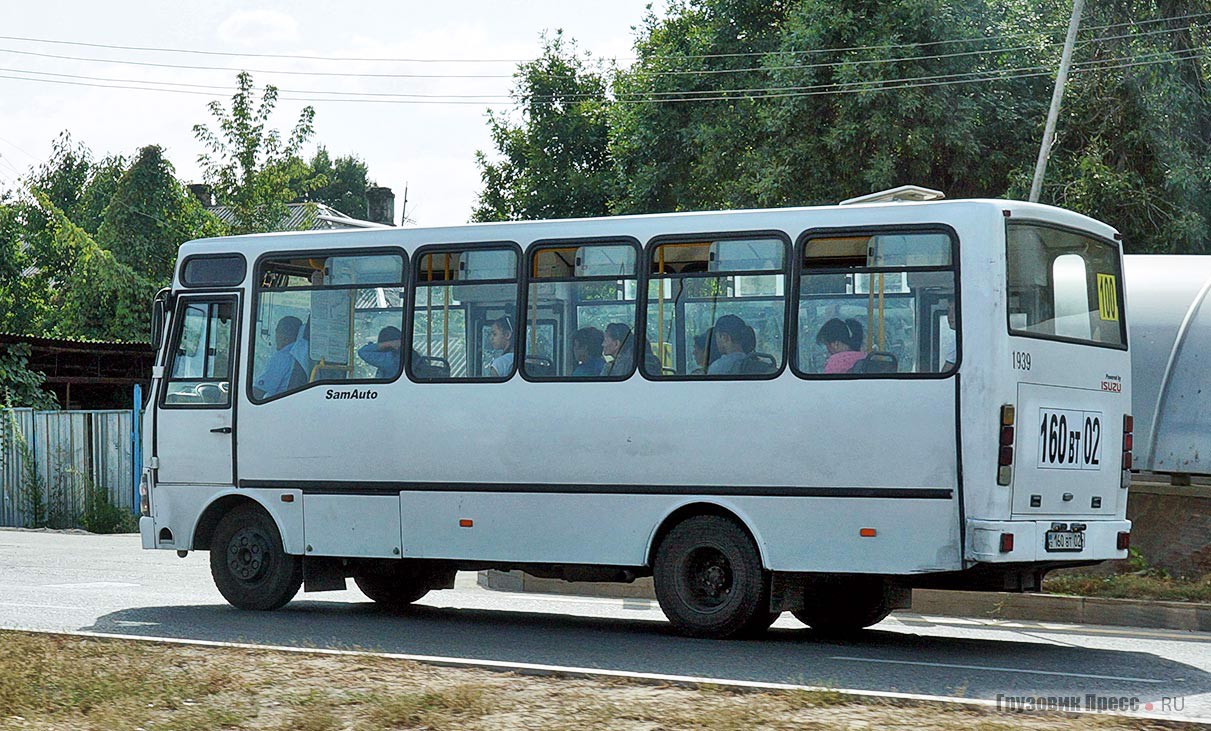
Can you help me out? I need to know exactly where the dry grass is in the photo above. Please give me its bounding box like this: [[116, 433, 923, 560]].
[[0, 630, 1196, 731], [1044, 572, 1211, 603]]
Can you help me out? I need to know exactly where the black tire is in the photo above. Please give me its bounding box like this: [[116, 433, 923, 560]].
[[792, 576, 893, 634], [354, 565, 432, 610], [209, 504, 302, 610], [653, 515, 770, 639]]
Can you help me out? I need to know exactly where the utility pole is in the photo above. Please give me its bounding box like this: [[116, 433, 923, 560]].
[[1029, 0, 1084, 203]]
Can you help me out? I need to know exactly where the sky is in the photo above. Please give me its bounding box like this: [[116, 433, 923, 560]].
[[0, 1, 664, 226]]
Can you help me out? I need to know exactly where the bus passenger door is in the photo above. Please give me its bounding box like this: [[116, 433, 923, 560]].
[[154, 294, 239, 485]]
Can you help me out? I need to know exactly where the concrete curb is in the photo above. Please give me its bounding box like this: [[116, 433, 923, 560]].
[[478, 570, 1211, 633]]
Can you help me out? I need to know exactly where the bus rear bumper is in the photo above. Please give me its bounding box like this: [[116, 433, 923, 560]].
[[967, 519, 1130, 563], [139, 516, 156, 549]]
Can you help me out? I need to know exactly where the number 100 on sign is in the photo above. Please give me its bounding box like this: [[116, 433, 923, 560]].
[[1038, 408, 1102, 470]]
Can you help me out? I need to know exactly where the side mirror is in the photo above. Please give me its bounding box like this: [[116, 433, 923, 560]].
[[150, 289, 170, 348]]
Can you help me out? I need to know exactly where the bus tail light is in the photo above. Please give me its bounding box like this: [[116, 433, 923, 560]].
[[1117, 531, 1131, 550], [138, 472, 150, 517], [999, 533, 1014, 553], [1122, 414, 1134, 474], [997, 405, 1015, 485]]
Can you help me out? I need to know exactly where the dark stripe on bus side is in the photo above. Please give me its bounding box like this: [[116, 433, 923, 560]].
[[237, 480, 953, 499]]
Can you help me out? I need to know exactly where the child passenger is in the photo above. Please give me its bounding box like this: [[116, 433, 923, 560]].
[[816, 318, 866, 374]]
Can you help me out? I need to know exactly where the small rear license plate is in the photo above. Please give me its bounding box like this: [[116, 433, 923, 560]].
[[1045, 530, 1085, 552]]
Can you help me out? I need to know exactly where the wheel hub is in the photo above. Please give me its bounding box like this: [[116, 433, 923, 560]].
[[228, 528, 269, 582], [683, 547, 732, 609]]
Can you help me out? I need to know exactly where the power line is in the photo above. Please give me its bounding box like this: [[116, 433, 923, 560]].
[[3, 43, 1201, 103], [0, 14, 1199, 92], [0, 10, 1206, 69], [0, 45, 1201, 106]]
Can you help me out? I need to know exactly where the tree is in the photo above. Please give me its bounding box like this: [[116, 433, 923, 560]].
[[472, 32, 614, 222], [96, 145, 224, 282], [303, 147, 374, 219], [1023, 0, 1211, 253], [36, 192, 159, 343], [194, 71, 320, 234]]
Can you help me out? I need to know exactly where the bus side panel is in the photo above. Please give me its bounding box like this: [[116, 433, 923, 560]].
[[398, 491, 961, 573]]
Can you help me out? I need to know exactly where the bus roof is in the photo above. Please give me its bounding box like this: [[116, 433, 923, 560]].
[[176, 198, 1120, 260]]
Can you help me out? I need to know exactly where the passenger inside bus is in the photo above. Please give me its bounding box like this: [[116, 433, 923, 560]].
[[571, 327, 607, 377], [706, 314, 750, 375], [603, 322, 659, 376], [691, 328, 719, 375], [816, 318, 867, 374], [943, 299, 957, 371], [252, 316, 307, 399], [357, 326, 403, 379], [488, 314, 515, 377]]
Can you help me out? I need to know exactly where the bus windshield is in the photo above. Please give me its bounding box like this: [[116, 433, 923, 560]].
[[1006, 223, 1125, 349]]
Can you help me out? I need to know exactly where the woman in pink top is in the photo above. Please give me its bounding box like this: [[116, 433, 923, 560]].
[[816, 318, 866, 374]]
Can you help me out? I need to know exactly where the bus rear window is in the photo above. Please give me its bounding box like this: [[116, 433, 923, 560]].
[[1006, 224, 1124, 348]]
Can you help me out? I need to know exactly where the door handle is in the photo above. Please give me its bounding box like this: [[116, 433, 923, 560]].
[[210, 426, 232, 434]]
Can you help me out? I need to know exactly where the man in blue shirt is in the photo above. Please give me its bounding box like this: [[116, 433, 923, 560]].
[[706, 314, 750, 375], [358, 326, 403, 379], [252, 316, 305, 400]]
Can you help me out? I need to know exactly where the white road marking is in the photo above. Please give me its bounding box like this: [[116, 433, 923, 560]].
[[830, 656, 1166, 683], [0, 601, 80, 610], [41, 582, 139, 589], [2, 628, 1202, 724]]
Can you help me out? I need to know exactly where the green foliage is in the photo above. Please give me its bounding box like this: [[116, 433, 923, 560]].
[[81, 476, 137, 534], [0, 199, 51, 334], [96, 145, 225, 282], [0, 344, 57, 410], [36, 192, 159, 343], [194, 71, 320, 234], [303, 147, 374, 219], [1027, 0, 1211, 254], [476, 1, 1211, 255], [75, 155, 128, 236], [473, 32, 614, 222]]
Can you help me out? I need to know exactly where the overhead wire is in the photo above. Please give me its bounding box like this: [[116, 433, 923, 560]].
[[0, 9, 1207, 65], [0, 44, 1202, 106]]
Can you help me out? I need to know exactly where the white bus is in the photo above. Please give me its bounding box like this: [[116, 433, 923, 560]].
[[139, 192, 1133, 638]]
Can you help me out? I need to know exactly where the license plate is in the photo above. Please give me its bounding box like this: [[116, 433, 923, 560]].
[[1037, 408, 1103, 470], [1045, 530, 1085, 552]]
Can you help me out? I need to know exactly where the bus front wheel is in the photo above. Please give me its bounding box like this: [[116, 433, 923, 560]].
[[653, 515, 770, 639], [209, 505, 302, 610], [793, 576, 893, 634]]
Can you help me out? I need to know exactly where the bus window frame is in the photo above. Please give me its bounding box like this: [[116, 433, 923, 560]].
[[246, 246, 409, 405], [519, 236, 644, 383], [179, 253, 248, 289], [790, 223, 962, 381], [405, 240, 523, 384], [638, 229, 792, 382], [1004, 218, 1128, 352], [158, 291, 242, 411]]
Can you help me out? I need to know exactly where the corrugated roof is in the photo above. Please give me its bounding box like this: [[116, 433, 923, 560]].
[[207, 202, 377, 231], [0, 332, 154, 352]]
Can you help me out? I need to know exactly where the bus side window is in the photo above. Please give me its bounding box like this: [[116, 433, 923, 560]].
[[524, 242, 639, 380], [251, 252, 405, 402], [645, 236, 788, 378], [411, 246, 519, 381], [795, 231, 956, 377]]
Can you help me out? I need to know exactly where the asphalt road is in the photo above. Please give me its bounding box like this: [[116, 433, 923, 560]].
[[2, 529, 1209, 722]]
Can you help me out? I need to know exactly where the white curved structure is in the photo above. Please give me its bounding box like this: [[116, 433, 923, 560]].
[[1125, 255, 1211, 476]]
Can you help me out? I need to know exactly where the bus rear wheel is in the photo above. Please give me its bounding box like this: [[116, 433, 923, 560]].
[[210, 505, 302, 611], [793, 576, 893, 634], [653, 515, 770, 639], [355, 564, 434, 610]]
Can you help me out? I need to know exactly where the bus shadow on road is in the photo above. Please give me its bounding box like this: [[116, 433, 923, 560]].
[[81, 600, 1211, 706]]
